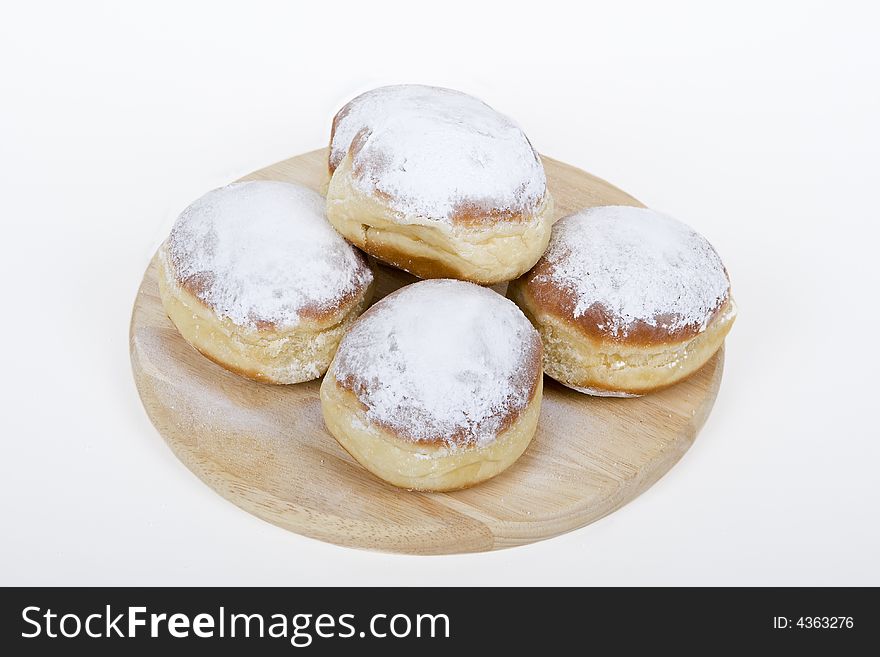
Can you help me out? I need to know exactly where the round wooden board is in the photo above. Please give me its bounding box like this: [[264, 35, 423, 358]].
[[130, 148, 724, 555]]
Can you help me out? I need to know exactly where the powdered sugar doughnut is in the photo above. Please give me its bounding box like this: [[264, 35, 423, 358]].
[[508, 206, 736, 396], [158, 181, 374, 384], [326, 85, 554, 284], [320, 279, 543, 491]]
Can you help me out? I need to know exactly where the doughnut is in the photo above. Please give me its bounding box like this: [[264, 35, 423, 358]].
[[325, 85, 554, 284], [158, 181, 374, 384], [508, 206, 736, 396], [320, 279, 543, 491]]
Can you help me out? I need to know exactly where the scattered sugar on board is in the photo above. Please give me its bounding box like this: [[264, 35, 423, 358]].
[[333, 279, 539, 447], [166, 181, 372, 329], [331, 85, 546, 224], [139, 330, 285, 436], [537, 206, 729, 336]]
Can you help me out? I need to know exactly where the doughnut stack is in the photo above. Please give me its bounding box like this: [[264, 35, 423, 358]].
[[158, 84, 736, 492]]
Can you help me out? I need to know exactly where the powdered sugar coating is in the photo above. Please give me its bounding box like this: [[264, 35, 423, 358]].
[[536, 206, 730, 338], [332, 279, 541, 447], [165, 181, 373, 329], [330, 85, 547, 224]]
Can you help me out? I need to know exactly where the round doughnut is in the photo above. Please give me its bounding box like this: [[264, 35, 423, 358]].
[[325, 85, 554, 284], [508, 206, 736, 396], [320, 279, 543, 491], [157, 181, 374, 384]]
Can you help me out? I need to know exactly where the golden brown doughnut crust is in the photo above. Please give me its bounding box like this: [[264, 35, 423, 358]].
[[513, 256, 732, 347], [321, 371, 542, 491], [158, 248, 375, 384], [159, 181, 376, 384], [326, 85, 554, 284], [508, 275, 736, 396], [319, 278, 544, 490], [332, 319, 543, 446], [507, 205, 736, 395], [332, 123, 548, 228], [326, 153, 554, 284]]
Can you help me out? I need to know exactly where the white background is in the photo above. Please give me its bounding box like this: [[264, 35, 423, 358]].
[[2, 0, 877, 585]]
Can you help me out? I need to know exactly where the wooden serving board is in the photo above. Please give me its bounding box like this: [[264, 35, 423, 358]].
[[130, 148, 724, 555]]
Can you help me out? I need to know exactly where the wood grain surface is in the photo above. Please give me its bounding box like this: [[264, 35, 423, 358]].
[[129, 148, 725, 554]]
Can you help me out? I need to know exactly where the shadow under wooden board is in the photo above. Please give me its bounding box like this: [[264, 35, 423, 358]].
[[130, 148, 725, 555]]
